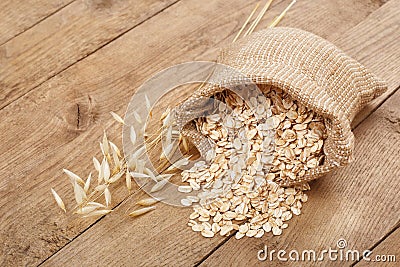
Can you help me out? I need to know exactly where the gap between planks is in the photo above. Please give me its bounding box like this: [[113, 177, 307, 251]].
[[0, 0, 181, 112], [197, 82, 400, 267], [193, 0, 400, 264], [353, 85, 400, 129], [196, 88, 400, 267], [37, 186, 146, 266], [0, 0, 390, 266], [0, 0, 77, 47], [1, 0, 376, 113], [41, 0, 396, 265], [352, 220, 400, 266]]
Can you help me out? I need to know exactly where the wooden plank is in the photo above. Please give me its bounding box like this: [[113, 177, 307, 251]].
[[356, 227, 400, 266], [0, 0, 383, 111], [0, 0, 74, 45], [0, 0, 179, 110], [35, 1, 391, 266], [198, 2, 400, 265], [0, 0, 386, 266], [200, 87, 400, 267], [344, 0, 400, 127]]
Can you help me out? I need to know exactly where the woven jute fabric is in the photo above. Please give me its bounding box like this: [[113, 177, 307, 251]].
[[174, 27, 387, 186]]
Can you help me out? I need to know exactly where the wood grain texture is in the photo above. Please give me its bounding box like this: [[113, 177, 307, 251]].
[[0, 0, 391, 266], [356, 227, 400, 266], [0, 0, 178, 110], [198, 3, 400, 265], [36, 1, 392, 267], [0, 0, 269, 265], [345, 0, 400, 127], [0, 0, 74, 45], [0, 0, 383, 111], [199, 83, 400, 267]]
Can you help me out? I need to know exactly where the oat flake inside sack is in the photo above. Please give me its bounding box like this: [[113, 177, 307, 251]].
[[174, 27, 387, 186]]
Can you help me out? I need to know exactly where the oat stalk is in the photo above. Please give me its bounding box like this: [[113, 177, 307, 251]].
[[232, 2, 261, 43]]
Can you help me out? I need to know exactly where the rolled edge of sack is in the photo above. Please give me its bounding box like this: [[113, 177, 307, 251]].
[[173, 27, 387, 186]]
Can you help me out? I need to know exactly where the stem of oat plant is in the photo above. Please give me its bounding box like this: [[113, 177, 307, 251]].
[[268, 0, 296, 28], [232, 2, 261, 43], [244, 0, 273, 36]]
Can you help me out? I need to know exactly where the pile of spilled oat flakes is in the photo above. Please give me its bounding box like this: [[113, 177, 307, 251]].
[[179, 85, 327, 238]]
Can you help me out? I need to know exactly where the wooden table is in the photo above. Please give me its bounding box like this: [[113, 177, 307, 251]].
[[0, 0, 399, 266]]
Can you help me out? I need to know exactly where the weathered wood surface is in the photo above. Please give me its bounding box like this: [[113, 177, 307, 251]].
[[199, 1, 400, 266], [0, 0, 178, 110], [0, 0, 397, 266], [200, 90, 400, 267], [347, 0, 400, 127], [0, 0, 74, 45], [357, 227, 400, 266]]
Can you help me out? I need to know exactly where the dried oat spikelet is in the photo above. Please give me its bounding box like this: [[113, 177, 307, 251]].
[[104, 187, 111, 206], [130, 126, 137, 146], [109, 141, 121, 158], [150, 175, 171, 193], [110, 111, 125, 124], [160, 142, 174, 161], [160, 107, 171, 122], [136, 198, 160, 206], [63, 169, 85, 185], [93, 157, 101, 172], [130, 172, 150, 178], [73, 180, 86, 205], [83, 209, 112, 218], [84, 173, 92, 193], [95, 184, 107, 192], [51, 188, 66, 213], [181, 136, 189, 153], [87, 201, 106, 208], [132, 110, 142, 124], [102, 159, 111, 183], [126, 169, 132, 191], [166, 157, 190, 171], [129, 206, 156, 217], [75, 205, 99, 215], [144, 94, 152, 118], [108, 170, 124, 184], [102, 132, 110, 156]]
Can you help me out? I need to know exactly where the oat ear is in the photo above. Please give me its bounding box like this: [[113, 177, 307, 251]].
[[51, 188, 66, 213]]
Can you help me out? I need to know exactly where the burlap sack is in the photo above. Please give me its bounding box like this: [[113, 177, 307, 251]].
[[174, 27, 387, 186]]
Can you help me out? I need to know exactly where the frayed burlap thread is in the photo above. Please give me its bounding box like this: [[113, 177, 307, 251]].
[[174, 27, 387, 186]]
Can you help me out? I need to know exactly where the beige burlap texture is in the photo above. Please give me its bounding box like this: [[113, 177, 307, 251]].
[[174, 27, 387, 186]]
